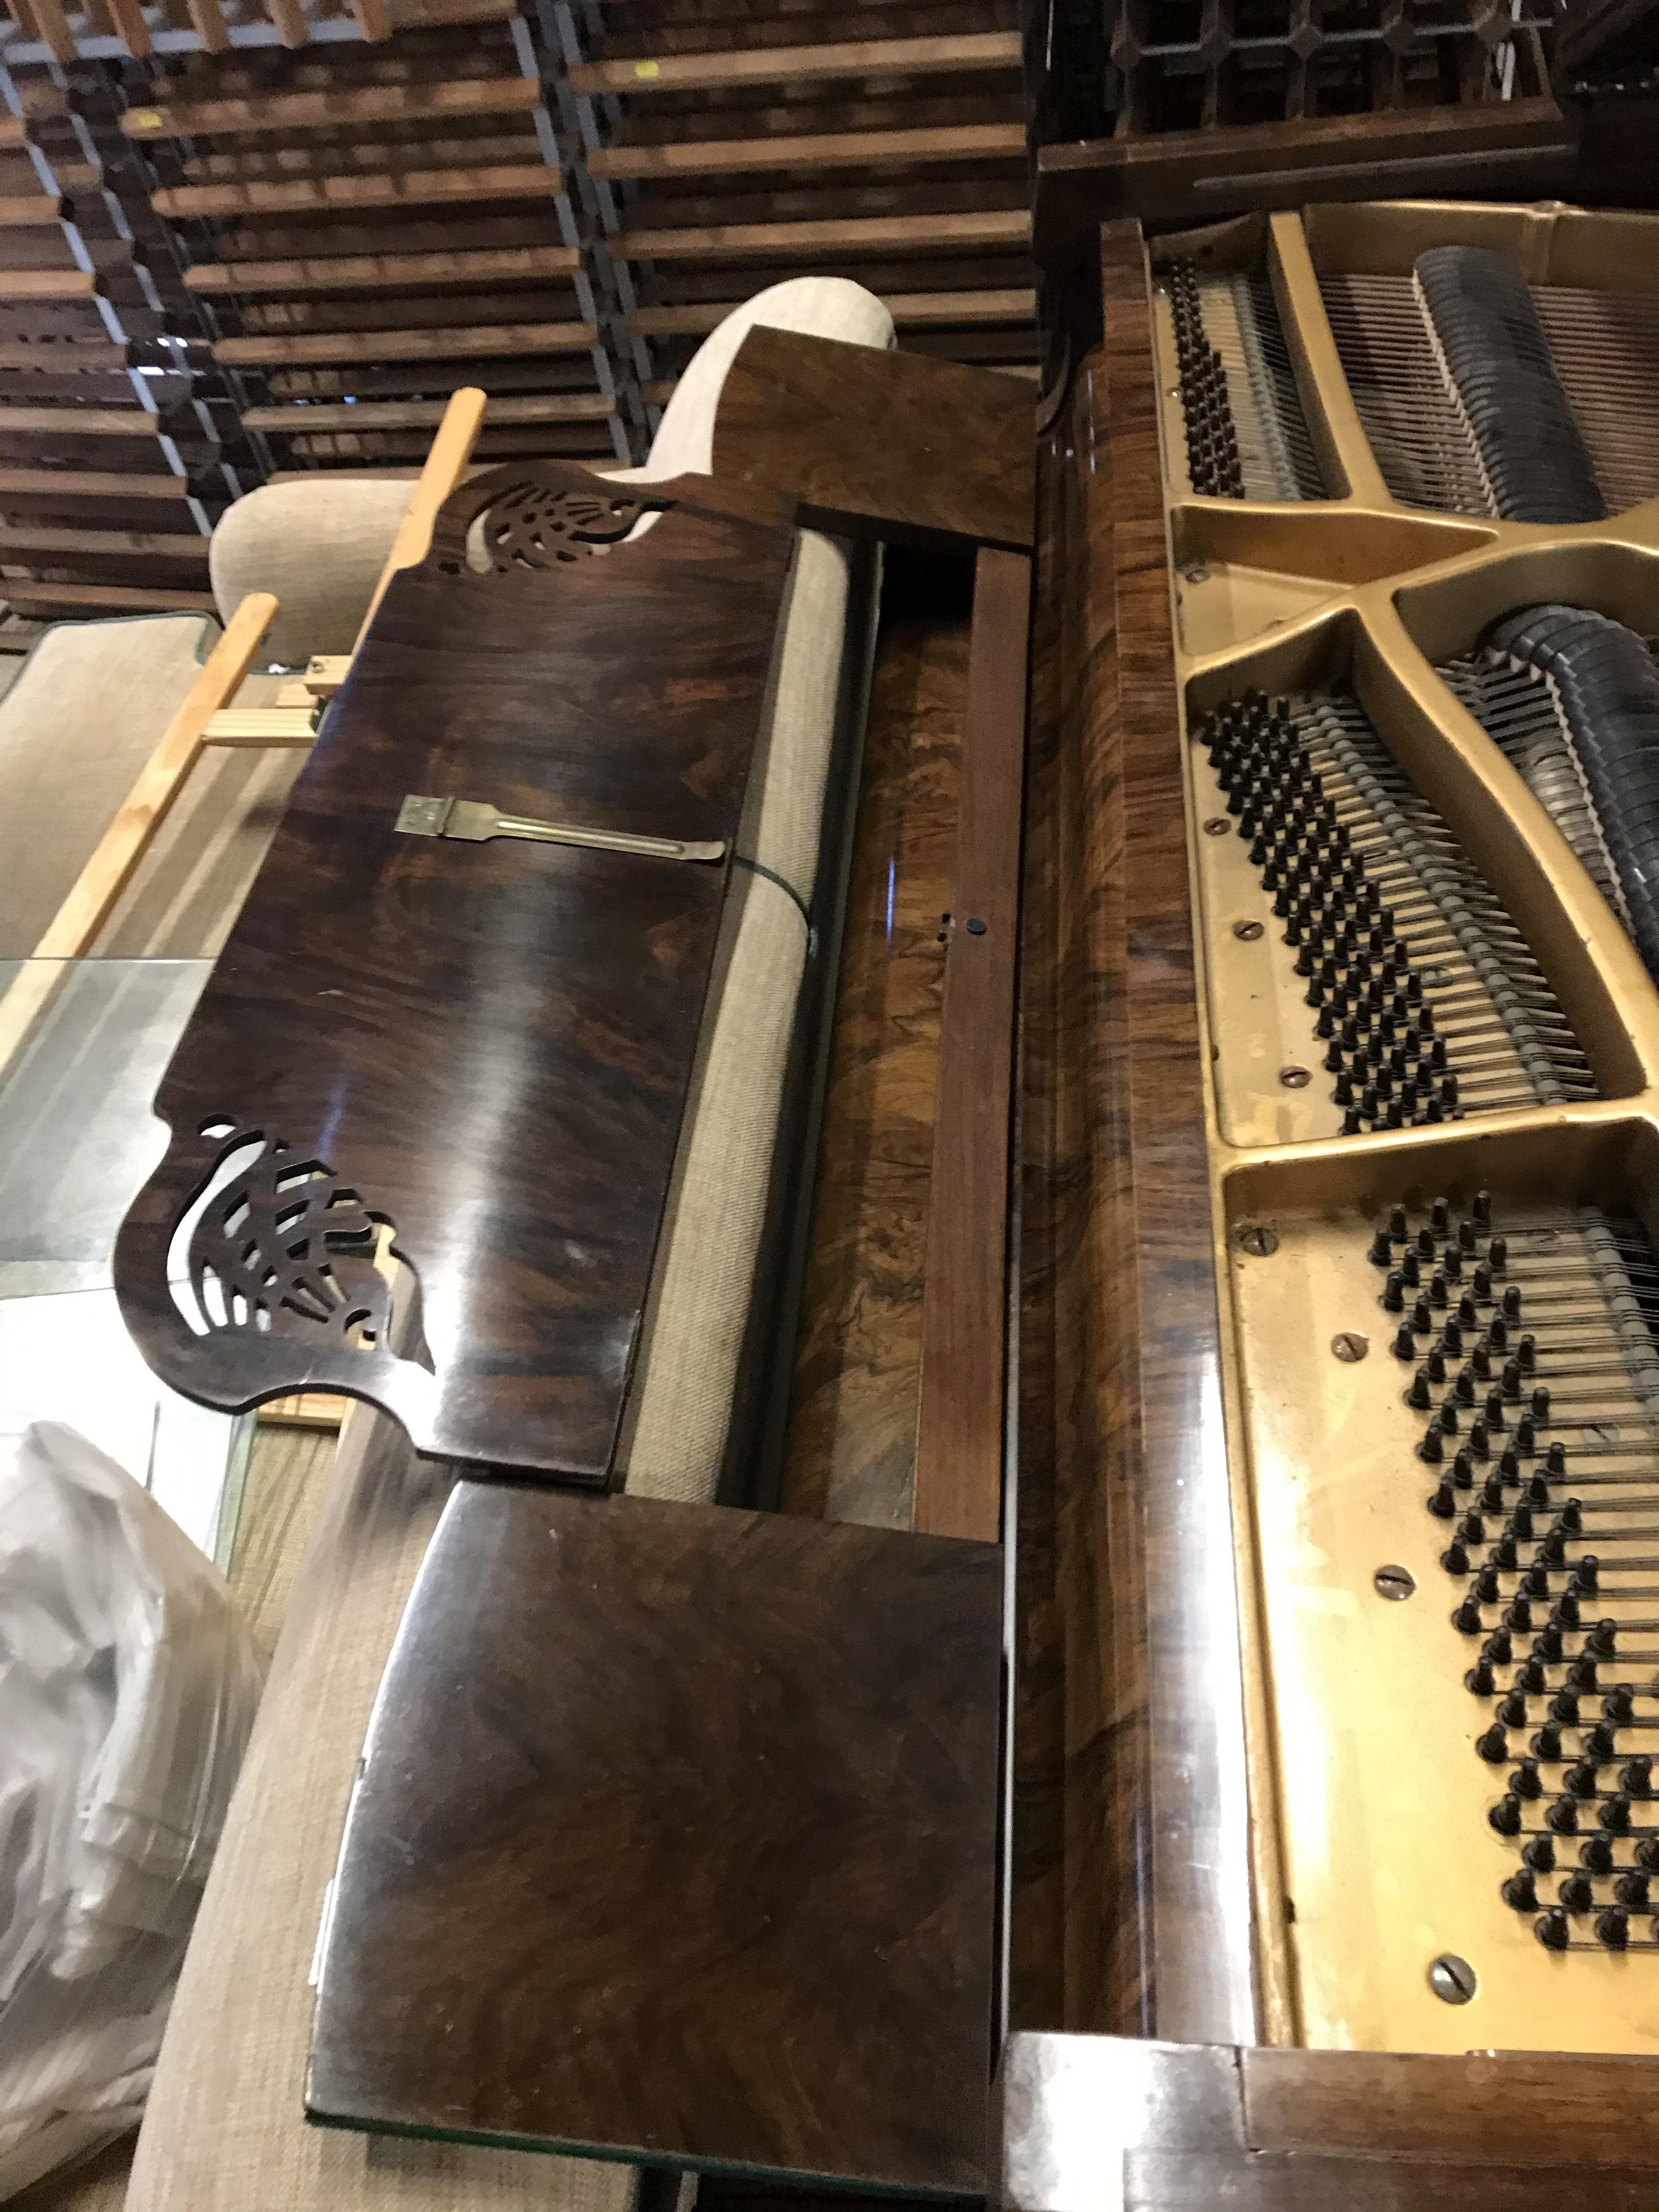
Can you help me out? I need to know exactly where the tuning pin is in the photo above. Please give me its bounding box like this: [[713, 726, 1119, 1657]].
[[1596, 1908, 1630, 1951], [1559, 1870, 1595, 1911], [1503, 1868, 1538, 1911], [1536, 1906, 1570, 1950]]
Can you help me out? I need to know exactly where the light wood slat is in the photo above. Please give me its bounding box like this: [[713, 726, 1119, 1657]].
[[300, 652, 349, 695], [105, 0, 152, 53], [0, 520, 207, 558], [153, 163, 557, 219], [592, 122, 1024, 179], [0, 116, 29, 149], [355, 382, 483, 644], [266, 0, 310, 48], [244, 391, 611, 432], [24, 591, 274, 965], [0, 337, 129, 367], [185, 0, 230, 50], [0, 267, 98, 297], [124, 75, 541, 139], [572, 31, 1020, 95], [215, 318, 596, 365], [204, 705, 317, 744], [0, 464, 189, 498], [0, 405, 159, 435], [629, 287, 1035, 337], [185, 244, 579, 296], [0, 580, 216, 610], [619, 207, 1030, 261], [348, 0, 391, 37], [24, 0, 76, 60], [0, 194, 67, 227]]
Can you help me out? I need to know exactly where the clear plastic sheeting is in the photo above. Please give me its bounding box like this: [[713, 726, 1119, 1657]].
[[0, 1421, 262, 2198]]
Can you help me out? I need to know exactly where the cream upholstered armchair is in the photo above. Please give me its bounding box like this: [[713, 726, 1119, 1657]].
[[7, 276, 895, 2212]]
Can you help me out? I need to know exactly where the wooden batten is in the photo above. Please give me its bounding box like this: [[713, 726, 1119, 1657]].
[[152, 165, 558, 220], [618, 209, 1031, 262], [592, 122, 1025, 180], [184, 244, 579, 296], [215, 319, 596, 366]]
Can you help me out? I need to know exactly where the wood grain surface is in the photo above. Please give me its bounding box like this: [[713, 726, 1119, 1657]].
[[1007, 227, 1250, 2044], [1032, 104, 1576, 273], [712, 326, 1035, 555], [779, 575, 966, 1530], [1001, 2032, 1659, 2209], [913, 546, 1028, 1544], [307, 1483, 1002, 2193], [115, 462, 795, 1482]]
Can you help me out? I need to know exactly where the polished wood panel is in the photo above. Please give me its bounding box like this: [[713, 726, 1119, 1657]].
[[1000, 2032, 1659, 2210], [1034, 105, 1575, 275], [307, 1485, 1002, 2193], [115, 464, 795, 1483], [914, 546, 1028, 1544], [1007, 226, 1251, 2044], [1241, 2046, 1659, 2164], [712, 327, 1035, 556], [780, 577, 966, 1530], [1094, 224, 1250, 2042]]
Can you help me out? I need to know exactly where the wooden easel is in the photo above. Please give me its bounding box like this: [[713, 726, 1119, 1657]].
[[0, 386, 486, 1082]]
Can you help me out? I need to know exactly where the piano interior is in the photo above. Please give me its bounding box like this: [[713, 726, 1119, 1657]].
[[1149, 198, 1659, 2055]]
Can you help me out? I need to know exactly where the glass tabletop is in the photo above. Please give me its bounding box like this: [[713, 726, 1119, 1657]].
[[0, 958, 252, 1568]]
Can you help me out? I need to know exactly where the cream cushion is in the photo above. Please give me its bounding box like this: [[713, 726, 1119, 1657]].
[[208, 478, 414, 667], [617, 278, 894, 1497]]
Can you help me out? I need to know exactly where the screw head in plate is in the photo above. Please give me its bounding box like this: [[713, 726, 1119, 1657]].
[[1427, 1954, 1476, 2004]]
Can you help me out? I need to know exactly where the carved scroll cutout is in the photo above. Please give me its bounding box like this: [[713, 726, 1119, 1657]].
[[169, 1124, 431, 1372], [431, 467, 674, 580]]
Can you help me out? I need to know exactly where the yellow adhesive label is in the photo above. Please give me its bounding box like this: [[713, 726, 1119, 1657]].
[[634, 61, 660, 77], [131, 109, 163, 130]]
